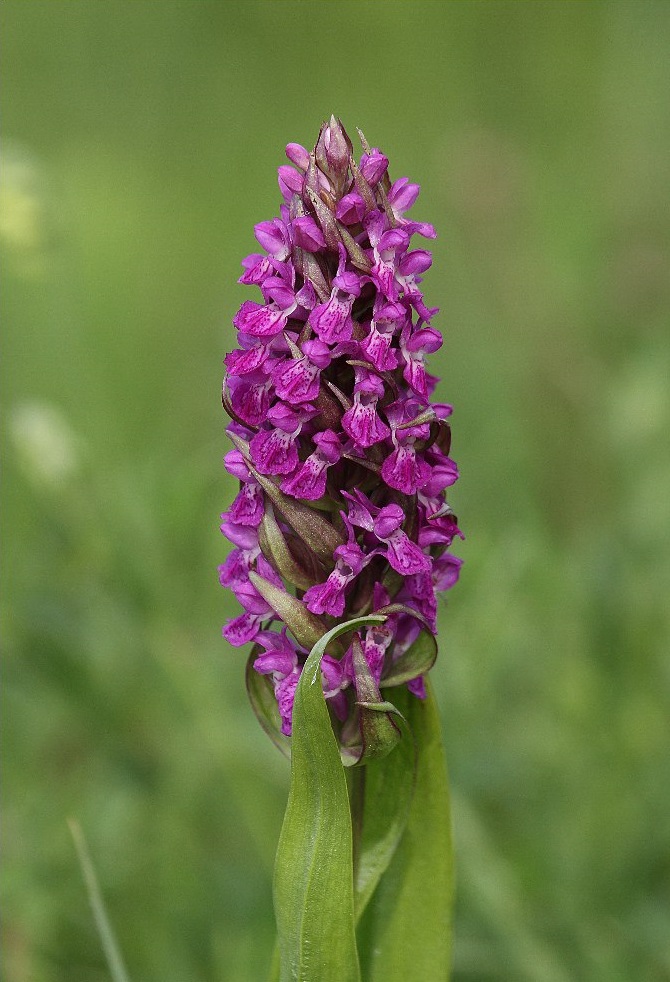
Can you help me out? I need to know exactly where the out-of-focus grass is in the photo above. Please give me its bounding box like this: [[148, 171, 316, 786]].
[[2, 2, 669, 980]]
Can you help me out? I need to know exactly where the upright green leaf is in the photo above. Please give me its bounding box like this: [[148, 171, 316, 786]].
[[357, 681, 454, 981], [352, 709, 416, 922], [273, 616, 384, 982]]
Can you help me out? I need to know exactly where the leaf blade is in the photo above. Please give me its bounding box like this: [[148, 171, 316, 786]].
[[273, 616, 384, 982], [352, 709, 416, 922], [357, 681, 454, 981]]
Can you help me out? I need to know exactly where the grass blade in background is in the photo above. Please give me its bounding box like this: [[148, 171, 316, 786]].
[[357, 681, 454, 981], [272, 616, 384, 982], [68, 819, 132, 982]]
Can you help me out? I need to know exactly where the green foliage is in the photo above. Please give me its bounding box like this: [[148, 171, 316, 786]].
[[357, 684, 453, 981], [273, 620, 373, 982], [2, 2, 670, 980]]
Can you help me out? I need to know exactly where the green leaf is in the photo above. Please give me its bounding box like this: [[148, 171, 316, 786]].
[[273, 615, 385, 982], [381, 627, 438, 688], [356, 681, 454, 981], [351, 708, 416, 922]]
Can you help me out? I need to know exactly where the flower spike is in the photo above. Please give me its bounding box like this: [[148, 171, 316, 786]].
[[220, 119, 463, 743]]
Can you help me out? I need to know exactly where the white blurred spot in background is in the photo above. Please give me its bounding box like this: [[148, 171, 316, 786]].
[[8, 401, 83, 489], [0, 142, 47, 278]]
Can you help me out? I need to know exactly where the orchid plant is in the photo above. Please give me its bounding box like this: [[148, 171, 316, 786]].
[[220, 118, 462, 981]]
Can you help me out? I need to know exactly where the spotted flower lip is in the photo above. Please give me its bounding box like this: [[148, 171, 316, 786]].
[[220, 117, 463, 738]]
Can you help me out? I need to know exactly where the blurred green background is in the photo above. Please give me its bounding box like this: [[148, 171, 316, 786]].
[[2, 1, 669, 980]]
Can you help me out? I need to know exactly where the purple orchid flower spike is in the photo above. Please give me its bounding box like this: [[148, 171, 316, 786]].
[[220, 118, 463, 742]]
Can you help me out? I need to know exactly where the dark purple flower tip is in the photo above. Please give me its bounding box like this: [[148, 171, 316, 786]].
[[285, 143, 310, 170], [224, 448, 251, 481], [360, 148, 389, 184], [388, 177, 421, 214], [239, 253, 274, 286], [278, 165, 303, 201], [406, 675, 427, 699], [336, 191, 367, 226], [373, 504, 404, 539], [254, 219, 291, 260], [301, 338, 331, 369], [292, 215, 327, 252]]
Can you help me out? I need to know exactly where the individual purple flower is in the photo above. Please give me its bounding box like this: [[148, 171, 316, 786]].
[[308, 246, 361, 344], [249, 403, 314, 476], [281, 429, 342, 500], [303, 538, 373, 617], [341, 368, 390, 448], [360, 147, 389, 185], [220, 118, 463, 743]]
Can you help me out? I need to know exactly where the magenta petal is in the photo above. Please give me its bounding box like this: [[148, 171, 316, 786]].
[[389, 177, 420, 214], [233, 301, 288, 339], [293, 215, 326, 252], [384, 529, 432, 575], [399, 250, 433, 277], [381, 444, 431, 494], [336, 191, 367, 225], [223, 612, 263, 647], [360, 324, 399, 372], [309, 294, 354, 344], [272, 357, 320, 403], [250, 428, 299, 475], [303, 570, 348, 616], [360, 148, 389, 184], [280, 455, 328, 500], [285, 143, 310, 170], [239, 254, 274, 285], [229, 378, 270, 426], [276, 670, 300, 734], [225, 343, 270, 376], [433, 553, 464, 590], [342, 402, 390, 448], [253, 650, 296, 676], [229, 484, 264, 527], [254, 219, 290, 260]]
